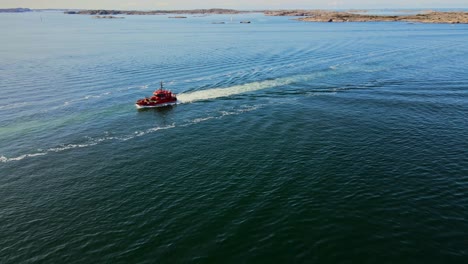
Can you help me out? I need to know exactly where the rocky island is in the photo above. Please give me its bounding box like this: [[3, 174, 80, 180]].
[[65, 8, 249, 15], [62, 8, 468, 24], [92, 15, 124, 19], [265, 10, 468, 24], [0, 8, 31, 13]]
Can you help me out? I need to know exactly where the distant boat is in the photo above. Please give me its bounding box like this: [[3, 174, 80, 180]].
[[212, 21, 225, 24], [240, 21, 251, 24]]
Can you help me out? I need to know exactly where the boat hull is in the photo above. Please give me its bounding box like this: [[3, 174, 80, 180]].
[[135, 101, 178, 109]]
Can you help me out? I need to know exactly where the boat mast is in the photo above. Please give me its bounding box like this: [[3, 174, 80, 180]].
[[160, 81, 163, 90]]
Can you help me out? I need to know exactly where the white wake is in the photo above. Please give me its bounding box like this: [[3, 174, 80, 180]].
[[176, 74, 313, 103]]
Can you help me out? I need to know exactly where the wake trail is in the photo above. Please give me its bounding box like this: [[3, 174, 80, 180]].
[[0, 105, 264, 163], [176, 73, 325, 103]]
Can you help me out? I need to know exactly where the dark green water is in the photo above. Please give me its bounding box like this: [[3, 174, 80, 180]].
[[1, 12, 467, 263]]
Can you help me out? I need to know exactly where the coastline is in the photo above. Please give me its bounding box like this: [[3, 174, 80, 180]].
[[265, 10, 468, 24], [2, 7, 467, 24], [64, 9, 468, 24]]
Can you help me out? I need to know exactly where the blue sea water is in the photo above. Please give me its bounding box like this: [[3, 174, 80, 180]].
[[1, 12, 468, 263]]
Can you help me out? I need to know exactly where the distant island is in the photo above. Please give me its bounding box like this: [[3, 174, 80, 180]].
[[61, 9, 468, 24], [65, 8, 249, 15], [92, 15, 124, 19], [1, 7, 467, 23], [0, 8, 31, 13], [265, 10, 468, 24]]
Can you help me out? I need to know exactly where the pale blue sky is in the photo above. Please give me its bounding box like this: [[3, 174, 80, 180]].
[[1, 0, 467, 10]]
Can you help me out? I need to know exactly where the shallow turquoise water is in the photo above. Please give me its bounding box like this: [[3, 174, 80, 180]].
[[1, 12, 468, 263]]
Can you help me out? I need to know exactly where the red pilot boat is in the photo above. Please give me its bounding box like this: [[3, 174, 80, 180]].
[[136, 82, 177, 109]]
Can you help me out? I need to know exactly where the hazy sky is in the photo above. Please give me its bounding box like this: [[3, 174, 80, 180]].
[[1, 0, 467, 10]]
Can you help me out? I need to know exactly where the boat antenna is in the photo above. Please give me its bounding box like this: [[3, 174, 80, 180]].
[[160, 81, 163, 90]]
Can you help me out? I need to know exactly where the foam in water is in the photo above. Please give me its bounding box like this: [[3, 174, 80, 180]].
[[0, 102, 30, 111], [0, 105, 263, 163], [0, 125, 174, 163]]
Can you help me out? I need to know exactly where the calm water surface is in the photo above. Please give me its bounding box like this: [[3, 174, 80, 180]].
[[1, 12, 467, 263]]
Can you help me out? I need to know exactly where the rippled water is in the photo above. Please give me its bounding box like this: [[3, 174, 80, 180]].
[[1, 12, 467, 263]]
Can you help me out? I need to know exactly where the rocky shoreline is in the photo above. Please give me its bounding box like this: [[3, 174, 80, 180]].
[[265, 10, 468, 24]]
